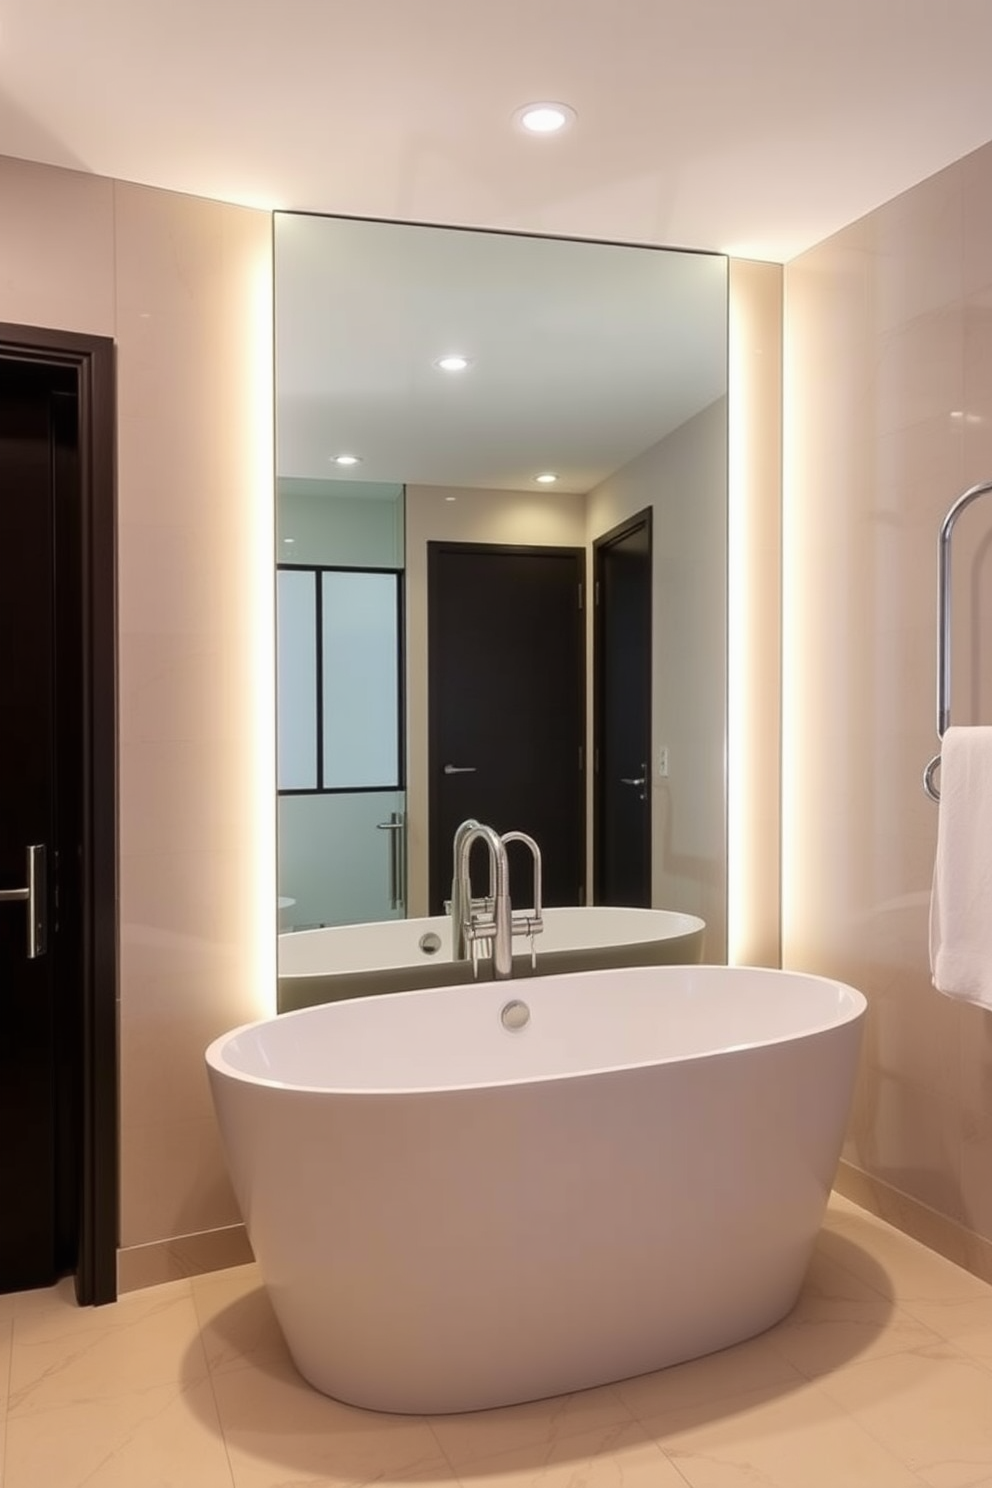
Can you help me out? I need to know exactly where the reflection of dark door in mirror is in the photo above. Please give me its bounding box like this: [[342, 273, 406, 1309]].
[[428, 543, 585, 914], [594, 510, 652, 907]]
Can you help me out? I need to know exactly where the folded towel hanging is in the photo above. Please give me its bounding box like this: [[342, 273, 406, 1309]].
[[930, 726, 992, 1008]]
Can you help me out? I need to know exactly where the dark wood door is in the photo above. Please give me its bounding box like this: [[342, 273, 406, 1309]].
[[0, 329, 117, 1307], [594, 510, 652, 906], [0, 357, 79, 1291], [428, 543, 585, 914]]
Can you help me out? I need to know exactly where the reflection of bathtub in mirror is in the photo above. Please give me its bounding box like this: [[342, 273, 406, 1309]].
[[277, 905, 705, 1013]]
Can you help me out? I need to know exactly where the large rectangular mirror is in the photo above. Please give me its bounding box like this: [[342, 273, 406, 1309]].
[[274, 213, 728, 973]]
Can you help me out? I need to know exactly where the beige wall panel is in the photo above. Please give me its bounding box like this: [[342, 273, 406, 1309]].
[[0, 154, 116, 335], [114, 182, 275, 1250], [784, 139, 992, 1252]]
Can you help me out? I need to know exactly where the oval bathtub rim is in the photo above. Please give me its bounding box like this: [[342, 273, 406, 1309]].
[[205, 964, 868, 1099]]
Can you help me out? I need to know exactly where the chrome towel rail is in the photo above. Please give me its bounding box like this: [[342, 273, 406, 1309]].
[[924, 477, 992, 801]]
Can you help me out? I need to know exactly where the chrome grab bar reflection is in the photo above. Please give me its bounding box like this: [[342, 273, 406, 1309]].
[[376, 814, 406, 910]]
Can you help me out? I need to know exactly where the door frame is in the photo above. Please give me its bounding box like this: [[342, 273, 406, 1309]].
[[0, 323, 118, 1305], [593, 507, 653, 905], [426, 540, 587, 914]]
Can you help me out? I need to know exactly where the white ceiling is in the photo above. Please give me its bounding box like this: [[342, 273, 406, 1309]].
[[3, 0, 992, 262]]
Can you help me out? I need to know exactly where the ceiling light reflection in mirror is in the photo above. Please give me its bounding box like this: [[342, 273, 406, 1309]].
[[275, 216, 727, 494]]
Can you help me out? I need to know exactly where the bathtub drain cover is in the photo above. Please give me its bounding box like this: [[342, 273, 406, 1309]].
[[418, 932, 442, 956], [500, 999, 531, 1031]]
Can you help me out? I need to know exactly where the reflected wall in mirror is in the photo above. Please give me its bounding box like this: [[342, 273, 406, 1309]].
[[275, 213, 728, 960]]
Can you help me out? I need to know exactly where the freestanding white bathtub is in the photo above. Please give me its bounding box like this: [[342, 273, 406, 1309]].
[[277, 905, 706, 1012], [206, 964, 866, 1414]]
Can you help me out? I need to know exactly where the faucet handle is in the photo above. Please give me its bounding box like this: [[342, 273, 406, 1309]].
[[511, 911, 543, 937]]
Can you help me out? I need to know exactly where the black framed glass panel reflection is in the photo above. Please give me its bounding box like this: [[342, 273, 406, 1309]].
[[277, 564, 403, 795]]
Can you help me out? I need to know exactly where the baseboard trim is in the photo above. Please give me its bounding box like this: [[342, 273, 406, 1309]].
[[117, 1224, 254, 1293], [835, 1159, 992, 1286]]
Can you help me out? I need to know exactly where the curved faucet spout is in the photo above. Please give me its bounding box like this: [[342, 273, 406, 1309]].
[[450, 818, 480, 960], [453, 821, 513, 979]]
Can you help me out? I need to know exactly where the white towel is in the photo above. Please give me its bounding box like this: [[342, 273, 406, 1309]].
[[930, 725, 992, 1007]]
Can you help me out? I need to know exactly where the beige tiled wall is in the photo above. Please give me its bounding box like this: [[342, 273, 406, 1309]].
[[115, 182, 275, 1273], [0, 156, 116, 335], [784, 140, 992, 1259], [0, 155, 275, 1285]]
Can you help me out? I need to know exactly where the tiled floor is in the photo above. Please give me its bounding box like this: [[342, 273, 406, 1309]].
[[2, 1195, 992, 1487]]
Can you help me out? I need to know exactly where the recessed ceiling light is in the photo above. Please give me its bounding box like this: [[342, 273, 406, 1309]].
[[535, 472, 558, 484], [515, 102, 576, 135], [331, 453, 361, 466], [434, 354, 472, 373]]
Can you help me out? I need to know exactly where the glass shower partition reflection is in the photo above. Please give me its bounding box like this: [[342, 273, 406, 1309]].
[[276, 480, 406, 929]]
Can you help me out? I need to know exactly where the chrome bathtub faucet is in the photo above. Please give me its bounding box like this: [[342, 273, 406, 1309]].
[[451, 820, 544, 979]]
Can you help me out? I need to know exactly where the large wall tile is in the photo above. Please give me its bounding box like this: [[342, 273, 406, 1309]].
[[785, 139, 992, 1256], [0, 154, 115, 334], [113, 182, 275, 1249]]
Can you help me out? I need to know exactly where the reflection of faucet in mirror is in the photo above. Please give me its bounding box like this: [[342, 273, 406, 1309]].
[[452, 820, 543, 979], [449, 817, 481, 959], [501, 831, 544, 966]]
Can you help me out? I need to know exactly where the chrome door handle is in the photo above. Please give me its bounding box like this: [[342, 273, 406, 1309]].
[[375, 820, 403, 829], [620, 764, 648, 802], [0, 844, 47, 958], [443, 764, 477, 774]]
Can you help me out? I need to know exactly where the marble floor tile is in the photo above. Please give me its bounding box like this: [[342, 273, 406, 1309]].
[[8, 1285, 208, 1416], [612, 1332, 804, 1427], [818, 1217, 992, 1305], [210, 1351, 454, 1488], [647, 1377, 927, 1488], [426, 1382, 635, 1468], [446, 1419, 687, 1487], [2, 1377, 234, 1488], [191, 1262, 290, 1377], [815, 1342, 992, 1488], [767, 1249, 946, 1377], [893, 1293, 992, 1363], [10, 1275, 193, 1345]]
